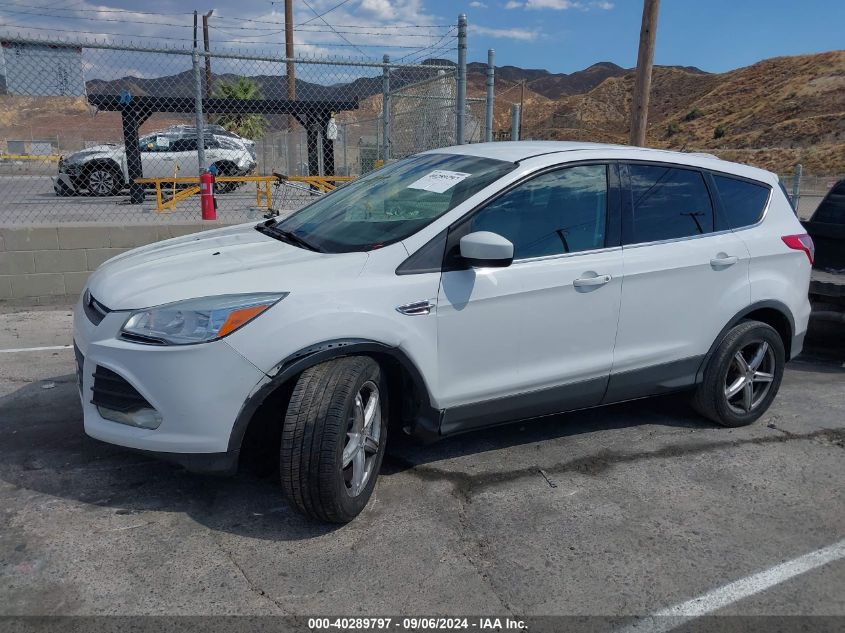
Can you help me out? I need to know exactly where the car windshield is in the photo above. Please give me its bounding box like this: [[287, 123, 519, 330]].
[[270, 153, 516, 253]]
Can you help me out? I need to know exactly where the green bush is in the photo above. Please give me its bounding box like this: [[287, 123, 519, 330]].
[[684, 108, 703, 122], [713, 125, 726, 139], [666, 122, 680, 137]]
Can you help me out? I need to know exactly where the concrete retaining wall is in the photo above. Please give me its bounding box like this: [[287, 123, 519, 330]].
[[0, 223, 237, 302]]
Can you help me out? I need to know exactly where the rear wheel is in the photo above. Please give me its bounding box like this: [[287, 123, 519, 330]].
[[693, 320, 785, 427], [280, 356, 387, 523]]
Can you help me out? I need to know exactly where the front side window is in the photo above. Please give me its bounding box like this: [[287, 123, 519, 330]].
[[467, 164, 608, 259], [626, 164, 714, 244], [274, 153, 515, 253], [712, 174, 770, 229]]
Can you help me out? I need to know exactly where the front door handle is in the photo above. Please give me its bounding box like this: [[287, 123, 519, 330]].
[[574, 274, 612, 288], [710, 255, 738, 267]]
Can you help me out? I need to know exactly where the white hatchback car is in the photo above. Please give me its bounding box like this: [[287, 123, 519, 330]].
[[74, 142, 813, 522]]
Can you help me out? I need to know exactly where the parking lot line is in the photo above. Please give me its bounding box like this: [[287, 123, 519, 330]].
[[0, 344, 72, 353], [622, 538, 845, 632]]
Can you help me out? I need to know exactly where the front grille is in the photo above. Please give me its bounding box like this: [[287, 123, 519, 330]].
[[83, 289, 111, 326], [91, 365, 152, 413]]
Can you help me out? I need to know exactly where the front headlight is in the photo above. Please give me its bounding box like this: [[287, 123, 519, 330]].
[[120, 293, 286, 345]]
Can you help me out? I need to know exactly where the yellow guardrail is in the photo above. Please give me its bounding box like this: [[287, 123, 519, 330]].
[[0, 153, 61, 162], [274, 174, 355, 193], [134, 174, 355, 213]]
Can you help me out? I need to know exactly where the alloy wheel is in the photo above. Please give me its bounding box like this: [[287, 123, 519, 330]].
[[724, 340, 776, 414], [341, 380, 382, 497], [89, 169, 115, 195]]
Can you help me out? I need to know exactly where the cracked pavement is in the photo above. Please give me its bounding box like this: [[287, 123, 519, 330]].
[[0, 305, 843, 616]]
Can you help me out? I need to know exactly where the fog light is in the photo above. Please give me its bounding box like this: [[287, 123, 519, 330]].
[[97, 406, 162, 430]]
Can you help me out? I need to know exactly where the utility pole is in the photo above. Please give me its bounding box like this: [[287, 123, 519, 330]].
[[202, 10, 213, 99], [519, 80, 525, 136], [629, 0, 660, 147], [284, 0, 298, 173], [284, 0, 296, 102]]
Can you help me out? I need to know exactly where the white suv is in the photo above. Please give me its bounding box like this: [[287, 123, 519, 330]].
[[54, 126, 256, 196], [73, 142, 813, 522]]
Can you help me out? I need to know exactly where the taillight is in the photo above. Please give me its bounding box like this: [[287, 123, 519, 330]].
[[781, 234, 815, 264]]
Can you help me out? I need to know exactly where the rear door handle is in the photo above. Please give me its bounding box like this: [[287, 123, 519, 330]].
[[573, 274, 612, 288], [710, 255, 738, 267]]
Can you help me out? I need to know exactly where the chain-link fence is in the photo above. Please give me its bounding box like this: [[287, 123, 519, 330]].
[[778, 167, 843, 220], [0, 17, 491, 226]]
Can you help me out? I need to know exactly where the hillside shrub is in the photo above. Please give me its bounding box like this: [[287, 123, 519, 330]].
[[684, 108, 703, 122]]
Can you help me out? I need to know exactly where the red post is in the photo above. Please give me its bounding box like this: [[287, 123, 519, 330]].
[[200, 170, 217, 220]]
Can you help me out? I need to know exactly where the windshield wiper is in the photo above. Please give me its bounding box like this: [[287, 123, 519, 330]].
[[255, 222, 321, 252]]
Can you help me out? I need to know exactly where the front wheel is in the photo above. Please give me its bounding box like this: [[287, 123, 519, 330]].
[[86, 165, 121, 196], [693, 320, 785, 427], [280, 356, 387, 523]]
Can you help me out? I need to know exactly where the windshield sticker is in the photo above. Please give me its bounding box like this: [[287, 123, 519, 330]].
[[407, 170, 471, 194]]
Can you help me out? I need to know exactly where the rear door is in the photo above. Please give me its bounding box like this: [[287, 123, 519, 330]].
[[606, 162, 751, 401], [167, 138, 200, 177]]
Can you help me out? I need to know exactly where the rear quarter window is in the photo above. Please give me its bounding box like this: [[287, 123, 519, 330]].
[[712, 174, 771, 229]]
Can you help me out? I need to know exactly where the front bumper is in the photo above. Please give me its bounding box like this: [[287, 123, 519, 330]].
[[52, 173, 79, 193], [73, 292, 268, 466]]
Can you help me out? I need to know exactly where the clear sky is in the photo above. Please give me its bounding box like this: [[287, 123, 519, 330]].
[[0, 0, 842, 75]]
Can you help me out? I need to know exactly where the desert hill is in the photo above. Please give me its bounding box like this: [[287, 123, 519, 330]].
[[470, 50, 845, 175]]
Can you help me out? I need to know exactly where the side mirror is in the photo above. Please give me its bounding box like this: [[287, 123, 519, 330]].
[[459, 231, 514, 268]]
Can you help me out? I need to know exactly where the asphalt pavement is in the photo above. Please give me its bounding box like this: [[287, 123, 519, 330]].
[[0, 305, 842, 627]]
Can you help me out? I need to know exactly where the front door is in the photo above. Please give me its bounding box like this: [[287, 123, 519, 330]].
[[436, 163, 624, 433]]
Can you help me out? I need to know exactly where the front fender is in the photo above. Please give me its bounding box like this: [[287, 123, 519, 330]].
[[226, 338, 441, 452]]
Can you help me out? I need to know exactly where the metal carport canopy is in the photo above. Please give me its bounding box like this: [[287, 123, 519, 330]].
[[87, 94, 359, 203]]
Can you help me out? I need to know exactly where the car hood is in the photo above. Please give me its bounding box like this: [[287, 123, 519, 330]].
[[86, 223, 369, 310], [65, 144, 121, 161]]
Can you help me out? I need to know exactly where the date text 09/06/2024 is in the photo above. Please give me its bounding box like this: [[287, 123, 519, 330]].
[[308, 617, 527, 630]]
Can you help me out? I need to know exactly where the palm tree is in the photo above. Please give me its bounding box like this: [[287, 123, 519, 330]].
[[212, 77, 268, 140]]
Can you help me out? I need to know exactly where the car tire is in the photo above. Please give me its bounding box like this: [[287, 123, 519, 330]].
[[692, 320, 785, 427], [211, 162, 241, 194], [280, 356, 387, 523], [86, 165, 121, 196]]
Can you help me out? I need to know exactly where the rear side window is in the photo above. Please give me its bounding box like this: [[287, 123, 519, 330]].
[[712, 175, 770, 229], [170, 138, 198, 152], [626, 164, 714, 244]]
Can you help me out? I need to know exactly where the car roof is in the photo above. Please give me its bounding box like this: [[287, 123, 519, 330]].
[[424, 141, 775, 184]]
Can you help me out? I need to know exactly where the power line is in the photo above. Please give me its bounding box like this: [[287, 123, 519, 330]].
[[297, 0, 354, 27], [210, 24, 452, 39], [212, 13, 453, 29], [0, 5, 194, 27], [300, 0, 367, 57], [0, 1, 192, 17]]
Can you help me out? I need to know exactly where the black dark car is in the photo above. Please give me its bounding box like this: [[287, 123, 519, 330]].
[[802, 179, 845, 323]]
